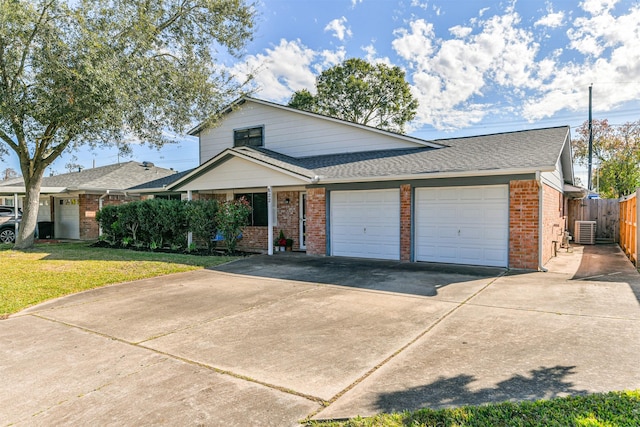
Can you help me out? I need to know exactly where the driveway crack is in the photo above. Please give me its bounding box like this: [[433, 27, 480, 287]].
[[309, 272, 506, 420]]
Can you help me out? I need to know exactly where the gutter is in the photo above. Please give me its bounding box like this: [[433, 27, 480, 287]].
[[536, 171, 548, 272], [317, 166, 556, 185]]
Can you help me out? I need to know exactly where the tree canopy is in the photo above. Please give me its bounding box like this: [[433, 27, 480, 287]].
[[572, 119, 640, 198], [0, 0, 255, 248], [288, 58, 418, 134]]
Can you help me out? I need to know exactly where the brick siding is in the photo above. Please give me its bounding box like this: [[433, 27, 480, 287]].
[[509, 180, 540, 269], [235, 191, 303, 252], [305, 188, 326, 256], [541, 184, 565, 265], [79, 194, 134, 240]]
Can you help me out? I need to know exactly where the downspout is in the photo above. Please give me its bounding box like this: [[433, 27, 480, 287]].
[[98, 190, 110, 237], [536, 171, 548, 272]]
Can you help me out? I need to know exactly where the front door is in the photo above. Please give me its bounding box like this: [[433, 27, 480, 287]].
[[299, 192, 306, 250]]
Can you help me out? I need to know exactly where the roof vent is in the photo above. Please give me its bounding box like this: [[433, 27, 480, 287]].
[[141, 161, 154, 168]]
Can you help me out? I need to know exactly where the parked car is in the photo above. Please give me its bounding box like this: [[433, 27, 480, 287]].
[[0, 205, 21, 243]]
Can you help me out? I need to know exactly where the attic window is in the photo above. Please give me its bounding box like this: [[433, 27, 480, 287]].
[[234, 126, 263, 147]]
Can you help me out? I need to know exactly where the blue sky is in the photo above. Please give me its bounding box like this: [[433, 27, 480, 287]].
[[3, 0, 640, 180]]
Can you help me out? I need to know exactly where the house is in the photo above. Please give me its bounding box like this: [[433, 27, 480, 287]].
[[0, 161, 179, 240], [167, 97, 578, 270]]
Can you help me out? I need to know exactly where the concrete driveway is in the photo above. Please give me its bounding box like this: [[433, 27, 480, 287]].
[[2, 244, 639, 426]]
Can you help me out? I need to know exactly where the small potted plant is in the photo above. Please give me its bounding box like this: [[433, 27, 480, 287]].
[[277, 230, 287, 251], [285, 238, 294, 251]]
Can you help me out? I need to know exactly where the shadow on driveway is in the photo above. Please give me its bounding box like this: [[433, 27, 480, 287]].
[[572, 244, 640, 304], [373, 365, 587, 413], [211, 253, 505, 297]]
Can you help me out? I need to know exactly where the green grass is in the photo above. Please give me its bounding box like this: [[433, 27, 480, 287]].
[[309, 390, 640, 427], [0, 242, 238, 317]]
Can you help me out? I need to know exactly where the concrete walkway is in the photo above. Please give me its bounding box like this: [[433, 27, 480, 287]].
[[1, 244, 639, 426]]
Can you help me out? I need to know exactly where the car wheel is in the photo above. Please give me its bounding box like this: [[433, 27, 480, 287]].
[[0, 228, 16, 243]]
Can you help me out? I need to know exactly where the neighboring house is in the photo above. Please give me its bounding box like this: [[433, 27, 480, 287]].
[[0, 162, 179, 240], [169, 97, 581, 270]]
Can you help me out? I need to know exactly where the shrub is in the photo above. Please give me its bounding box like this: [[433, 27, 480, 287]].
[[184, 199, 218, 252], [215, 197, 251, 254]]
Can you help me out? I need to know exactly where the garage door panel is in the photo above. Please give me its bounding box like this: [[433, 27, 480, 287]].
[[331, 190, 400, 261], [415, 186, 508, 267]]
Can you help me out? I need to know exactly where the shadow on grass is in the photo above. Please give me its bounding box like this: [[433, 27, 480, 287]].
[[3, 242, 239, 268], [373, 365, 587, 414]]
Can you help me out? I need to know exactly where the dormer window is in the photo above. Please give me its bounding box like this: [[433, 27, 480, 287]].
[[234, 126, 263, 147]]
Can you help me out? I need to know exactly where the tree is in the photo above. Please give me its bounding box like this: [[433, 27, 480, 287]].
[[288, 58, 418, 133], [572, 119, 640, 198], [1, 167, 19, 181], [0, 0, 255, 248]]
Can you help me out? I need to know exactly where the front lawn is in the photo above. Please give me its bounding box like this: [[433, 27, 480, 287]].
[[309, 390, 640, 426], [0, 242, 238, 317]]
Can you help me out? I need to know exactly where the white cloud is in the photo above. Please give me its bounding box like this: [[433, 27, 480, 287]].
[[351, 0, 363, 7], [230, 39, 318, 102], [449, 25, 472, 38], [524, 4, 640, 120], [410, 0, 429, 10], [324, 17, 352, 41], [580, 0, 618, 14], [360, 44, 392, 66], [534, 11, 565, 28], [392, 9, 540, 129]]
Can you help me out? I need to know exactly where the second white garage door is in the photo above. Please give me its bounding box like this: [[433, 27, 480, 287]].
[[330, 189, 400, 260], [415, 185, 509, 267]]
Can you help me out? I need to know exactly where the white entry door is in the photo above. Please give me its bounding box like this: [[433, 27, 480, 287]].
[[55, 198, 80, 239], [415, 185, 508, 267], [330, 189, 400, 260]]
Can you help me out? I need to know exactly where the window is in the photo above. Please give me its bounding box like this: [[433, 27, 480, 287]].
[[234, 126, 263, 147], [154, 194, 182, 201], [235, 193, 268, 226]]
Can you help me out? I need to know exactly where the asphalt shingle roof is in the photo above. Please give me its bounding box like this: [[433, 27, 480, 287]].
[[232, 126, 570, 181], [0, 162, 179, 191]]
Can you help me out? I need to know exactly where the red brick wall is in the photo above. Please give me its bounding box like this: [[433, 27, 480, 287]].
[[80, 194, 133, 240], [541, 184, 565, 265], [509, 180, 540, 269], [235, 191, 302, 252], [305, 188, 326, 256], [400, 184, 411, 261]]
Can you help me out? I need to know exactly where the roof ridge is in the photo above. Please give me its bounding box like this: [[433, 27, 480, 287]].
[[433, 125, 570, 143]]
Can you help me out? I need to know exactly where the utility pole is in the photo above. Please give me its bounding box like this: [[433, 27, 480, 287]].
[[588, 84, 593, 192]]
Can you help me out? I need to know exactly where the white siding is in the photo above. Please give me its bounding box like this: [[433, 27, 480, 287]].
[[541, 156, 564, 192], [199, 101, 424, 163], [179, 157, 307, 191]]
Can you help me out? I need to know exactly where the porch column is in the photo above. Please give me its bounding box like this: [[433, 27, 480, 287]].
[[267, 186, 273, 255], [187, 190, 193, 247]]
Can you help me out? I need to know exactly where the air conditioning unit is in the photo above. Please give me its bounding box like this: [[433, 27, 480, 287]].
[[575, 221, 596, 245]]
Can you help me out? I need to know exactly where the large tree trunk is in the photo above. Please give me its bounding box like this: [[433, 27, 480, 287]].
[[14, 169, 45, 249]]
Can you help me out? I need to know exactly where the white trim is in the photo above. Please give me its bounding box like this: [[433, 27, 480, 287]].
[[317, 166, 557, 185], [299, 192, 307, 250]]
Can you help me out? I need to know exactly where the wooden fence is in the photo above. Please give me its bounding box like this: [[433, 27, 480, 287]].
[[620, 190, 639, 266], [567, 198, 619, 242]]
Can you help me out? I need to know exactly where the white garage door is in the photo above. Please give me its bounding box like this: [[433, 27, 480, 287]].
[[55, 198, 80, 239], [330, 189, 400, 260], [415, 185, 508, 267]]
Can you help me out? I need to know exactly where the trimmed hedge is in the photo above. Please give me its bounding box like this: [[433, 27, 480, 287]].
[[96, 198, 249, 253]]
